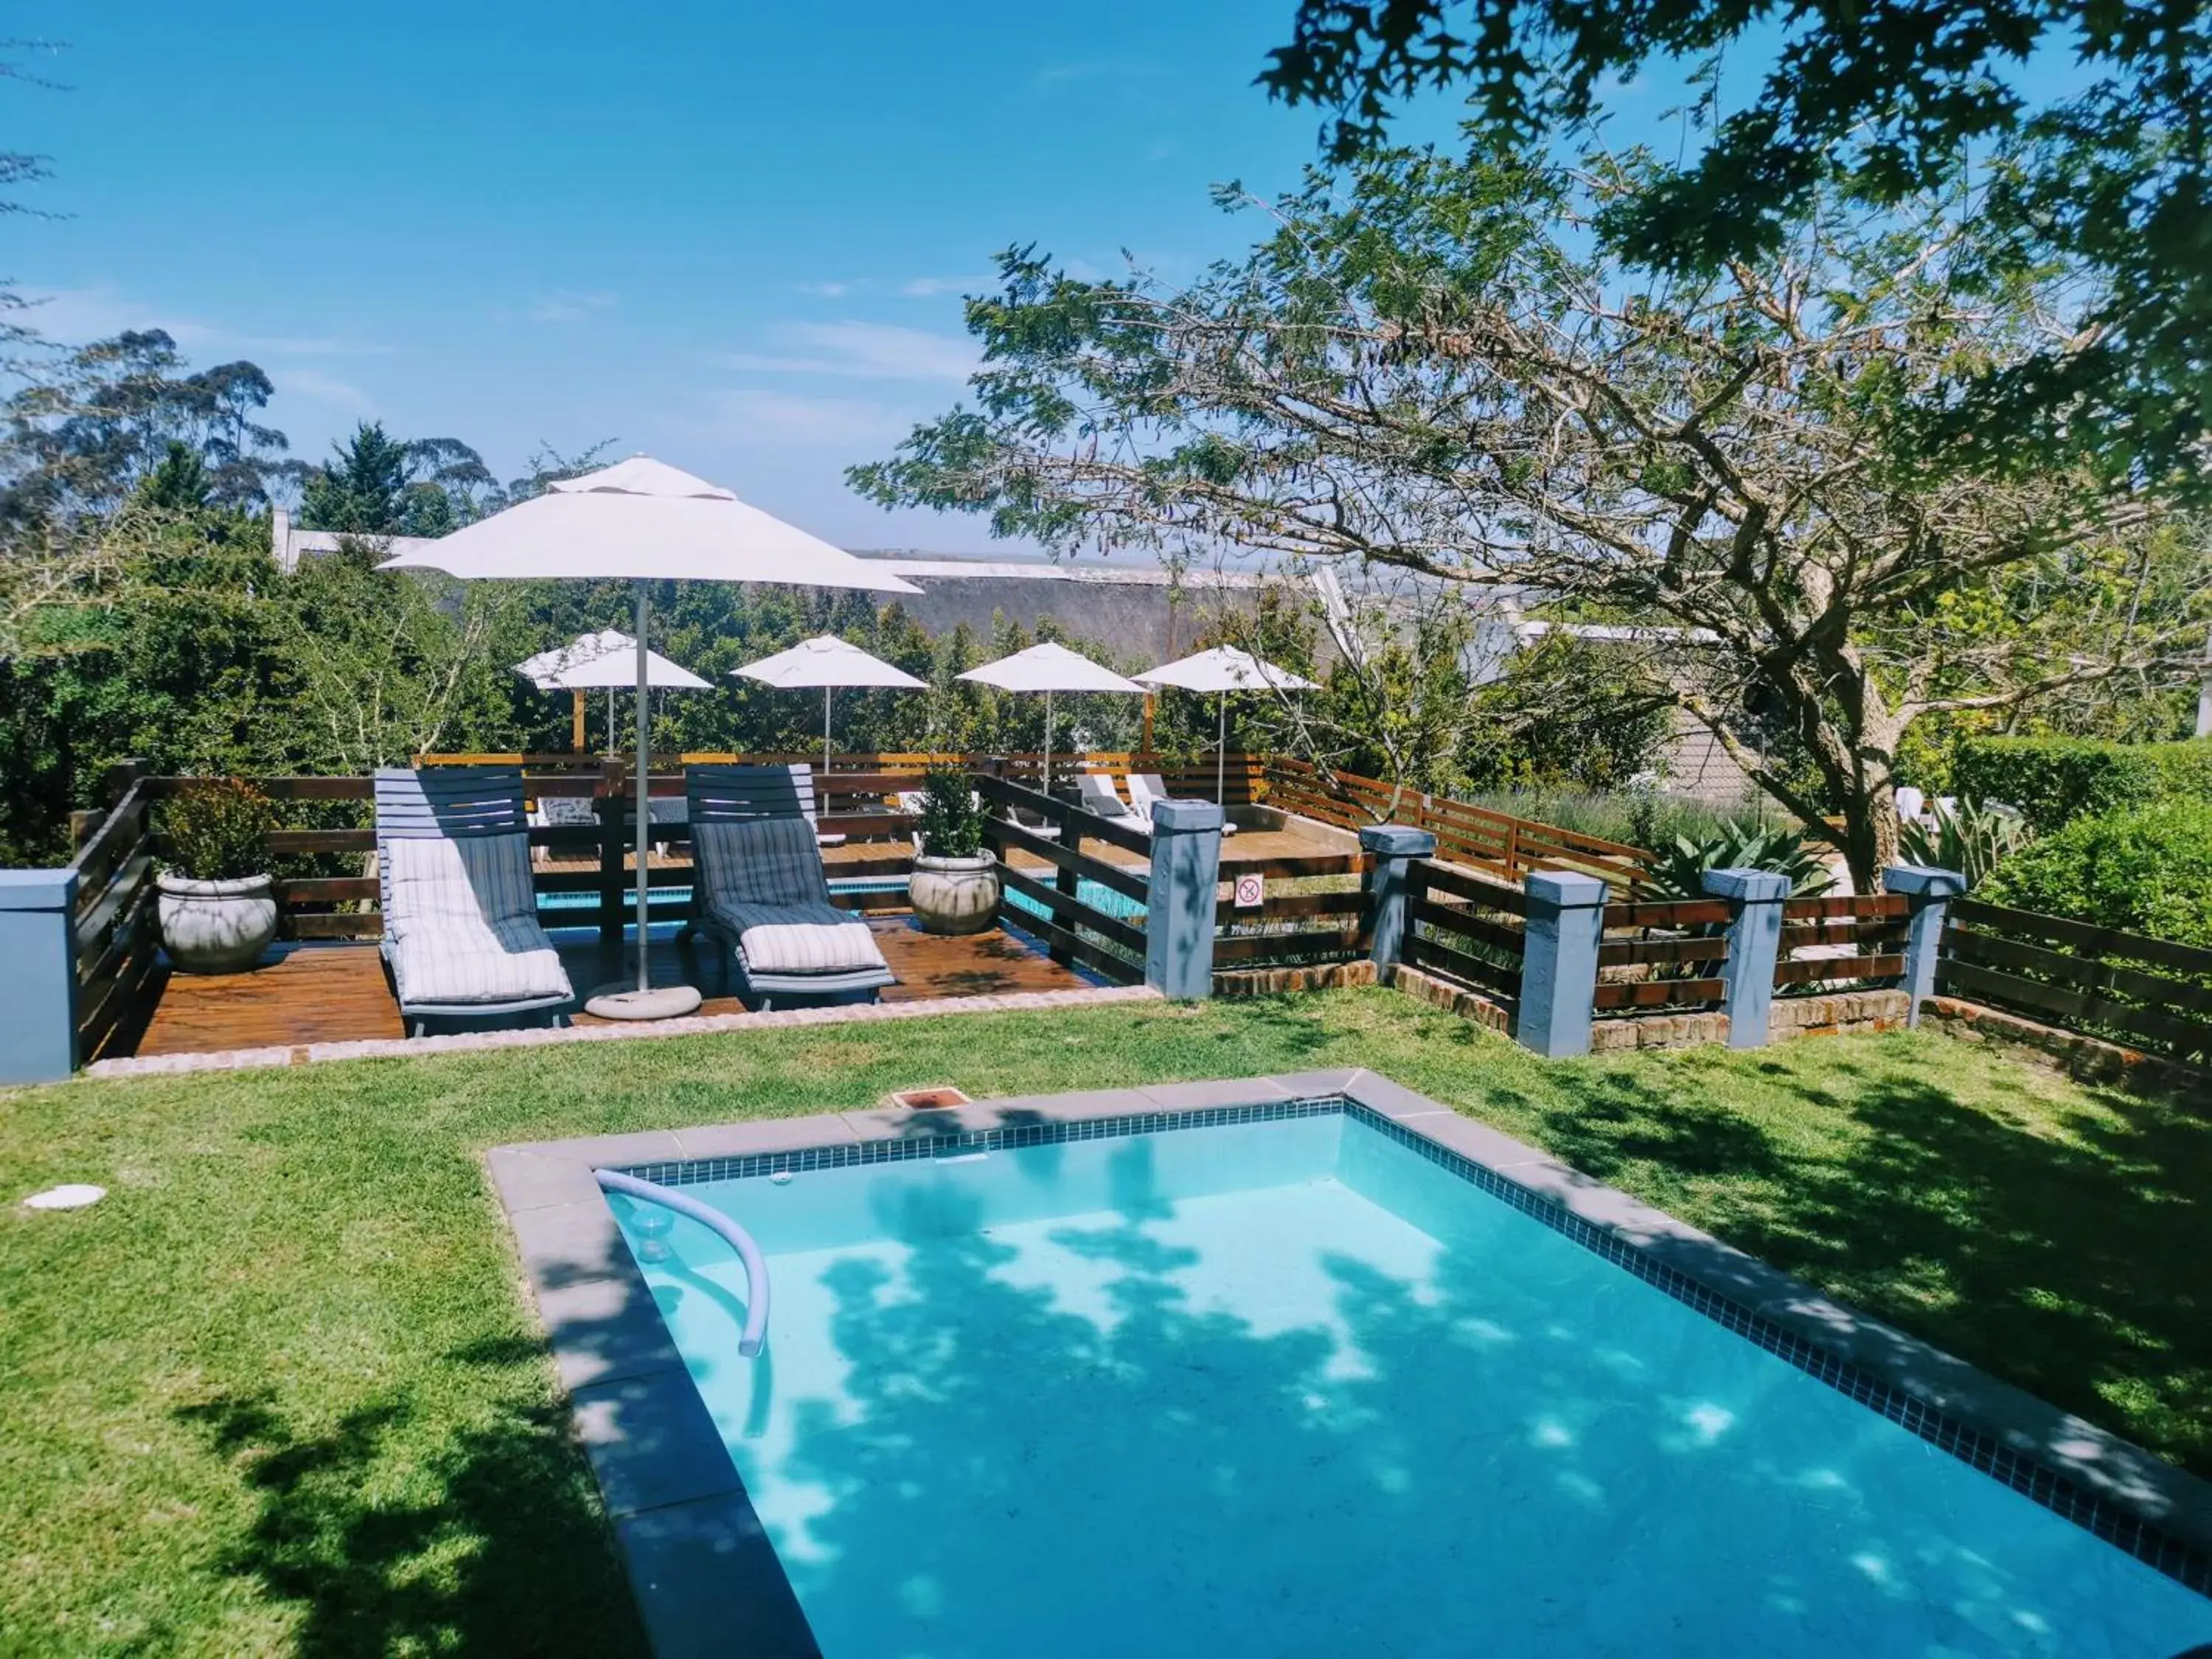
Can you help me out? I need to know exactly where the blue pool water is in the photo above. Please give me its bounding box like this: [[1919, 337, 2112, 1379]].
[[609, 1111, 2212, 1658]]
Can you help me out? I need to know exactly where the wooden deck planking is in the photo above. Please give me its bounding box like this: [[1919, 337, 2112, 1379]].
[[133, 917, 1096, 1059]]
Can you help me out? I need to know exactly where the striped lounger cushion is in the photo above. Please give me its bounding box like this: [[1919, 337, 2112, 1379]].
[[382, 834, 571, 1006], [695, 816, 889, 977]]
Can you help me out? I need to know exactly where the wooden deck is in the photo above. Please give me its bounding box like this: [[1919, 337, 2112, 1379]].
[[131, 917, 1099, 1060]]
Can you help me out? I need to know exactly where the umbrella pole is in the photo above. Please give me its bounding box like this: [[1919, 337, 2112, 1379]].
[[824, 686, 833, 783], [1043, 689, 1052, 794], [634, 585, 651, 993]]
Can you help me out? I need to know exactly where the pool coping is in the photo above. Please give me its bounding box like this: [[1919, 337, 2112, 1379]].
[[489, 1070, 2212, 1657]]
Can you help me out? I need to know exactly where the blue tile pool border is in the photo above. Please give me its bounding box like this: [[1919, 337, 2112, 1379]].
[[490, 1070, 2212, 1656]]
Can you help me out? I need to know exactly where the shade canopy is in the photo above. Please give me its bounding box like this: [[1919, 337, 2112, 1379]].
[[515, 630, 709, 691], [734, 635, 926, 692], [378, 455, 917, 1015], [378, 456, 919, 594], [1138, 644, 1315, 694], [959, 641, 1144, 695]]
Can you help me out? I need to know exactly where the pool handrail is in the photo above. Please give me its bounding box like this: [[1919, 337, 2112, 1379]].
[[594, 1167, 771, 1357]]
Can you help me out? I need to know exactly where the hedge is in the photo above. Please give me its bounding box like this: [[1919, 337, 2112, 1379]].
[[1980, 796, 2212, 949], [1950, 737, 2212, 832]]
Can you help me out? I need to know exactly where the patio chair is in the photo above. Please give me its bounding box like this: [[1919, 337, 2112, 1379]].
[[374, 767, 574, 1034], [526, 793, 599, 867], [1074, 772, 1150, 834], [1125, 773, 1237, 835], [681, 761, 846, 848], [685, 765, 895, 1006]]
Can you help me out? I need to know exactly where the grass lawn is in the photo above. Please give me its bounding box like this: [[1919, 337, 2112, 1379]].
[[1, 987, 2204, 1655]]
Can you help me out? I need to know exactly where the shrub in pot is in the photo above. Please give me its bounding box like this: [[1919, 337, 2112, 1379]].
[[157, 779, 279, 973], [908, 767, 999, 936]]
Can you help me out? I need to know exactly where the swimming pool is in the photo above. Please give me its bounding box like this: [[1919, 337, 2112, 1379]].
[[558, 1091, 2212, 1658]]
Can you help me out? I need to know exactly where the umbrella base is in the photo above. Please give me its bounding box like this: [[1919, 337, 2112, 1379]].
[[584, 984, 704, 1021]]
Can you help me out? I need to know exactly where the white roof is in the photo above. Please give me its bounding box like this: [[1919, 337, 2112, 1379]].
[[734, 634, 927, 691], [380, 456, 919, 594], [958, 641, 1145, 694], [514, 630, 710, 691], [1138, 644, 1315, 693]]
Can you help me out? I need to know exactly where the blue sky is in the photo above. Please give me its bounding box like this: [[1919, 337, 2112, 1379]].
[[12, 6, 2087, 553], [12, 1, 1464, 552]]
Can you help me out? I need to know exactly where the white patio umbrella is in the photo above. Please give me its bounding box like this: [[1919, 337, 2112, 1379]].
[[515, 630, 709, 754], [383, 456, 918, 1018], [959, 641, 1144, 793], [1138, 645, 1316, 804], [732, 635, 926, 776]]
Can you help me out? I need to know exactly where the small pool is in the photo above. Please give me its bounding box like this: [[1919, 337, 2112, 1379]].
[[604, 1105, 2212, 1657], [537, 877, 1149, 927]]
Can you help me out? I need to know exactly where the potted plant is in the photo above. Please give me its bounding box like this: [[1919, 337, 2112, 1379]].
[[157, 778, 280, 973], [908, 766, 1000, 936]]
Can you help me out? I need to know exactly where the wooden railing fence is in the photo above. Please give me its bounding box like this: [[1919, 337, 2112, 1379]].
[[972, 773, 1148, 985], [1773, 894, 1910, 990], [1211, 842, 1371, 970], [1402, 860, 1526, 998], [1261, 757, 1653, 893], [69, 762, 162, 1062], [1940, 900, 2212, 1065]]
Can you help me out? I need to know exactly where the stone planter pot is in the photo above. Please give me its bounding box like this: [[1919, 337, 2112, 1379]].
[[157, 872, 278, 973], [909, 853, 1000, 936]]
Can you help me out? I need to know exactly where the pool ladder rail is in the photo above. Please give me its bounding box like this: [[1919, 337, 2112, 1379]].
[[594, 1168, 771, 1358]]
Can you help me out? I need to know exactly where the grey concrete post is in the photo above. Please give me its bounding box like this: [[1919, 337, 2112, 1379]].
[[1146, 798, 1222, 999], [1359, 824, 1438, 980], [1518, 869, 1607, 1058], [0, 869, 80, 1085], [1885, 864, 1966, 1027], [1702, 866, 1790, 1048]]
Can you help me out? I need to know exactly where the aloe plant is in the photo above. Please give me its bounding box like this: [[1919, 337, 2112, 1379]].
[[1899, 796, 2031, 889], [1646, 820, 1837, 900]]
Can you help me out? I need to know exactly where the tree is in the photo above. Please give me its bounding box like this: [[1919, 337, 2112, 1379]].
[[852, 148, 2211, 888], [297, 422, 501, 537], [0, 330, 293, 521], [1259, 0, 2212, 495]]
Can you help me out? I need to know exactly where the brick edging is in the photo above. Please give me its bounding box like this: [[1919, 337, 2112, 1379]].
[[1924, 995, 2211, 1097]]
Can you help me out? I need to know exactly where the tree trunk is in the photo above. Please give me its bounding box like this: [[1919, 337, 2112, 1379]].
[[1837, 770, 1899, 894]]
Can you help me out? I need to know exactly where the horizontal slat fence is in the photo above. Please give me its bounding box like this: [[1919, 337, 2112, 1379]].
[[1402, 860, 1526, 998], [1940, 900, 2212, 1064], [1262, 757, 1652, 893], [973, 772, 1149, 985], [1212, 846, 1372, 970], [1596, 896, 1728, 1013], [1773, 893, 1909, 990], [70, 766, 161, 1062]]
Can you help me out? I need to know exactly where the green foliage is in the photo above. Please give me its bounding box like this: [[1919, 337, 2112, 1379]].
[[1981, 799, 2212, 950], [914, 766, 985, 859], [1260, 0, 2212, 495], [1898, 799, 2033, 891], [1951, 737, 2212, 832], [1456, 787, 1755, 851], [1647, 821, 1835, 901], [0, 331, 291, 521], [297, 422, 500, 536], [159, 778, 277, 882]]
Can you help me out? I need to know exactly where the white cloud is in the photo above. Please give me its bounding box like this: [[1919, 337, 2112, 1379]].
[[269, 366, 378, 415], [722, 321, 977, 382], [524, 291, 618, 325], [897, 274, 994, 298], [703, 388, 913, 445], [794, 280, 855, 298], [19, 286, 388, 357]]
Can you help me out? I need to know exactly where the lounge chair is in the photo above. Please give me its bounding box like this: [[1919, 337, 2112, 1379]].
[[526, 793, 598, 866], [1125, 773, 1237, 835], [1074, 772, 1150, 833], [686, 765, 895, 1006], [678, 762, 846, 848], [375, 767, 574, 1034]]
